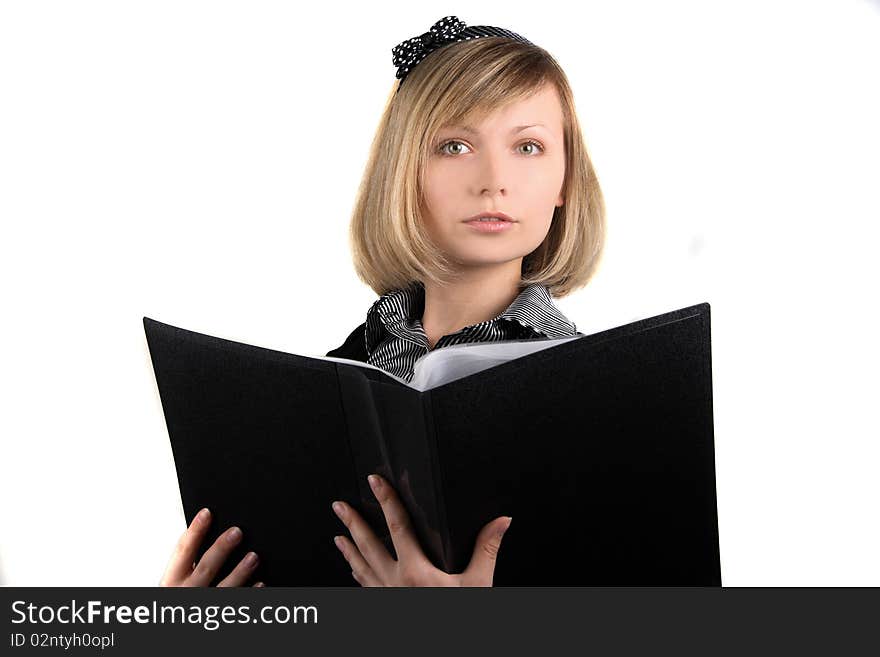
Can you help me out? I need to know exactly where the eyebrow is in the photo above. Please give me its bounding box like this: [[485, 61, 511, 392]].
[[445, 123, 548, 135]]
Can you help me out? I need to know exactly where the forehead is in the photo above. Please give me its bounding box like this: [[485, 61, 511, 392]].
[[444, 84, 565, 133]]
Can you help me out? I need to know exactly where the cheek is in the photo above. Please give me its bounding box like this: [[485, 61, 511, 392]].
[[524, 213, 554, 246], [520, 168, 564, 214], [421, 169, 452, 223], [518, 152, 564, 190]]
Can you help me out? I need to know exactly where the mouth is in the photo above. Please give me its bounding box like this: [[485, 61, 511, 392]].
[[463, 212, 517, 223]]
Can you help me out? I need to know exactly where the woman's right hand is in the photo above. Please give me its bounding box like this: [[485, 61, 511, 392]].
[[159, 508, 265, 587]]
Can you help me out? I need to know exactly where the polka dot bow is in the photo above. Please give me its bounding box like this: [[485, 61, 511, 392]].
[[391, 16, 468, 81]]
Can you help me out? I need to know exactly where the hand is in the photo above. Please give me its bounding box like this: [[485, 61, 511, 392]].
[[159, 508, 265, 587], [332, 474, 512, 587]]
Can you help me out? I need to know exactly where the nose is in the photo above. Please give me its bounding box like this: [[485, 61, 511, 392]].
[[481, 185, 506, 197], [474, 151, 507, 198]]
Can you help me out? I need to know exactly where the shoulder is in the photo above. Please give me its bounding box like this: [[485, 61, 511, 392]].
[[325, 322, 368, 362]]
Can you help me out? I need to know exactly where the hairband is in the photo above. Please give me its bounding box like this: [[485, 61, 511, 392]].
[[391, 16, 533, 89]]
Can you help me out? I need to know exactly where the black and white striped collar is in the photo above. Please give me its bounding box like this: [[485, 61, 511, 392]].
[[364, 282, 578, 356]]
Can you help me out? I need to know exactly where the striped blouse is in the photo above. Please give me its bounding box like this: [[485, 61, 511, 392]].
[[365, 281, 583, 383]]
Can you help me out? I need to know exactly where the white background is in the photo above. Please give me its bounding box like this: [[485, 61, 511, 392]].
[[1, 0, 878, 586]]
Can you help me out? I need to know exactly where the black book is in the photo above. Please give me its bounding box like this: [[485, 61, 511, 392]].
[[143, 302, 721, 586]]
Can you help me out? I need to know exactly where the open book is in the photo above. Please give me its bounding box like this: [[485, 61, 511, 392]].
[[144, 302, 721, 586], [324, 333, 584, 391]]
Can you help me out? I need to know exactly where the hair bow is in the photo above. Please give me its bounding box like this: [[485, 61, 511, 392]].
[[391, 16, 467, 80]]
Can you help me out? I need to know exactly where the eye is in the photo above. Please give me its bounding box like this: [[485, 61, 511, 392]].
[[437, 140, 471, 156], [517, 140, 545, 155], [435, 139, 545, 157]]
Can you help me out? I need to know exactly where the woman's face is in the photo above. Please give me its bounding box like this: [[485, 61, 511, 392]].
[[420, 83, 566, 269]]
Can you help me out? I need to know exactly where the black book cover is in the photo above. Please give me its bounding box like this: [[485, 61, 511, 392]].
[[144, 302, 720, 586]]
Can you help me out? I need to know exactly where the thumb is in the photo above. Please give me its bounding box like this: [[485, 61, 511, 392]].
[[462, 516, 513, 586]]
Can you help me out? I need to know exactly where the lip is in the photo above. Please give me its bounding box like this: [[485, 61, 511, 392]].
[[464, 211, 517, 223], [463, 211, 517, 233], [464, 220, 516, 233]]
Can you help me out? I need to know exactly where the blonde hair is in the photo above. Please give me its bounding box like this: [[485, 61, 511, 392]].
[[349, 37, 606, 298]]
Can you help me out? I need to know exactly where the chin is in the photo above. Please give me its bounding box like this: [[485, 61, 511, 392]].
[[447, 247, 534, 267]]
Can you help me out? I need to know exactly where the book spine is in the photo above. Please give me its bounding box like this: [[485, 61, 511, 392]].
[[421, 390, 454, 572], [369, 384, 448, 571], [335, 367, 450, 570], [334, 367, 394, 545]]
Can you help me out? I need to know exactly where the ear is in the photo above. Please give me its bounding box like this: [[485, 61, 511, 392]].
[[555, 191, 564, 207]]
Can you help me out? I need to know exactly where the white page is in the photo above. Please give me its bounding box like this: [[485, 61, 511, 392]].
[[318, 335, 584, 392]]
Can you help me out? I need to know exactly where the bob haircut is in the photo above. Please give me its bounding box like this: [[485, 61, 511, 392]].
[[349, 37, 606, 298]]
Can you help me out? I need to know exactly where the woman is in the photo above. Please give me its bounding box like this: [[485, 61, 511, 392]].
[[160, 16, 605, 588]]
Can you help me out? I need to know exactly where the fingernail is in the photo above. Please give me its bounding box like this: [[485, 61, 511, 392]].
[[254, 581, 265, 588], [245, 551, 258, 567], [196, 508, 210, 523], [333, 536, 344, 551], [498, 517, 513, 537], [226, 526, 242, 543], [368, 474, 381, 492], [332, 501, 345, 518]]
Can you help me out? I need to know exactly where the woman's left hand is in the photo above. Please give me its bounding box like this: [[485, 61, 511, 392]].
[[332, 474, 512, 587]]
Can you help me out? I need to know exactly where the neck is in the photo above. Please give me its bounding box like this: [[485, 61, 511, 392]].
[[421, 259, 524, 349]]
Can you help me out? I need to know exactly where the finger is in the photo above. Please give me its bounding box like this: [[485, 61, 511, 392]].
[[217, 551, 260, 587], [334, 535, 382, 586], [367, 474, 425, 565], [186, 525, 244, 586], [253, 581, 266, 588], [463, 516, 512, 586], [332, 500, 395, 578], [161, 508, 212, 585], [351, 568, 382, 587]]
